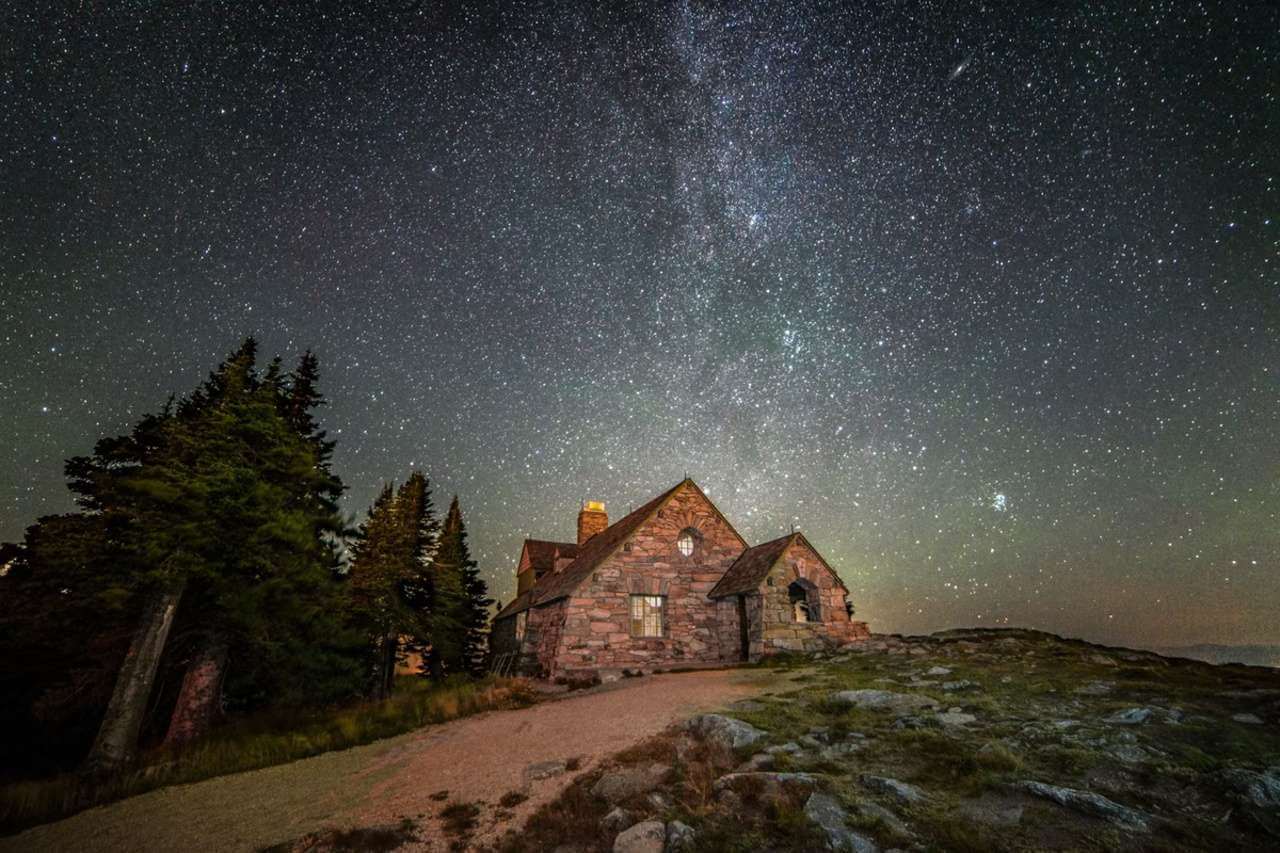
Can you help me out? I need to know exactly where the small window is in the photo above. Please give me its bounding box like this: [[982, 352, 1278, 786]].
[[630, 594, 665, 637], [676, 529, 696, 557], [515, 611, 528, 642]]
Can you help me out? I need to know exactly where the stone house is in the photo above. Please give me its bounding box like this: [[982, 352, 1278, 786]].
[[489, 479, 869, 679]]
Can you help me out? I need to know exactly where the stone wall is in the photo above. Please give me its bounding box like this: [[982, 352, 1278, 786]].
[[489, 616, 518, 664], [525, 602, 567, 677], [550, 482, 748, 676], [757, 537, 870, 655]]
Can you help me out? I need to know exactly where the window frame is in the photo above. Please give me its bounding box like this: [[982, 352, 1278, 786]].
[[629, 593, 666, 638]]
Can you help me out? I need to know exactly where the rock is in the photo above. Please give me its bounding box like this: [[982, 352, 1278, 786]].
[[925, 665, 952, 676], [665, 820, 696, 852], [1074, 681, 1114, 696], [684, 714, 768, 751], [739, 752, 775, 771], [937, 710, 977, 726], [820, 741, 866, 761], [714, 771, 820, 800], [861, 774, 927, 804], [714, 787, 743, 812], [1089, 654, 1118, 666], [851, 800, 912, 837], [1104, 707, 1153, 725], [600, 807, 633, 834], [1233, 713, 1264, 725], [591, 764, 670, 804], [804, 792, 880, 852], [647, 791, 671, 810], [1020, 781, 1151, 832], [942, 680, 977, 692], [765, 741, 804, 755], [612, 820, 666, 853], [830, 689, 937, 715], [524, 759, 568, 781], [1221, 766, 1280, 810]]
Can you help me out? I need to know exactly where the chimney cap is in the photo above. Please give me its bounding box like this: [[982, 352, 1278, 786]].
[[583, 500, 606, 513]]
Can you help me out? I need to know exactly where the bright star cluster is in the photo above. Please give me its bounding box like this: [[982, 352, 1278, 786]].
[[1, 2, 1276, 648]]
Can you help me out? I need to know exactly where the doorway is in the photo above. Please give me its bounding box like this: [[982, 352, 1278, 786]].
[[737, 594, 750, 660]]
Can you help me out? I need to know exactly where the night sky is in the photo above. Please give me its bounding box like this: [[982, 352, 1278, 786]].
[[3, 2, 1277, 649]]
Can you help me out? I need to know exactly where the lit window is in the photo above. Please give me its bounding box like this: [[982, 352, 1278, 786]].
[[630, 594, 665, 637], [676, 529, 695, 557], [515, 611, 528, 642]]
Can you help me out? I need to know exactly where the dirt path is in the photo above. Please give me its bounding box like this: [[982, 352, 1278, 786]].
[[6, 668, 789, 853]]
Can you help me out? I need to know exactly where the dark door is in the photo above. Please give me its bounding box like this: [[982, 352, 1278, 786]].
[[737, 594, 750, 660]]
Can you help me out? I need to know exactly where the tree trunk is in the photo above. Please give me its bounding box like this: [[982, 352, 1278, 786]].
[[381, 631, 398, 698], [82, 580, 185, 776], [162, 632, 228, 749]]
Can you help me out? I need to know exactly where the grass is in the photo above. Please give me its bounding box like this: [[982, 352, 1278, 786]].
[[0, 676, 537, 835]]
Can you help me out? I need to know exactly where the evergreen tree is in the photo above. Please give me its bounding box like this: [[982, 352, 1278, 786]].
[[74, 338, 359, 772], [347, 472, 443, 697], [431, 497, 492, 676]]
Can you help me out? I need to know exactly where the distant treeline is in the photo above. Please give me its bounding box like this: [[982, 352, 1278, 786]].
[[0, 339, 492, 780]]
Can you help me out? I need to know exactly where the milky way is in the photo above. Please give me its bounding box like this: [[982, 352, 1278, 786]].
[[2, 2, 1277, 647]]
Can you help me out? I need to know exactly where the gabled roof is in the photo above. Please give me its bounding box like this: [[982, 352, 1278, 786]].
[[521, 539, 578, 574], [494, 479, 692, 619], [708, 531, 849, 598], [708, 533, 795, 598]]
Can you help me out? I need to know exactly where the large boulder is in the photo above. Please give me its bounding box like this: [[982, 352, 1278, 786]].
[[830, 690, 937, 715], [591, 764, 670, 804], [804, 792, 880, 852], [683, 714, 768, 751], [1020, 781, 1152, 832], [611, 820, 666, 853]]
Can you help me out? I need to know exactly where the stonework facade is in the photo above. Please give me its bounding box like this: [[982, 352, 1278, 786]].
[[490, 479, 869, 679]]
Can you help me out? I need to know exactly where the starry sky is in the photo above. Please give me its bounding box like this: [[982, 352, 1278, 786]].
[[2, 2, 1277, 649]]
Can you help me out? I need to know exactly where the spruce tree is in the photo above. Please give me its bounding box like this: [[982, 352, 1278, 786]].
[[76, 338, 359, 770], [433, 497, 492, 676]]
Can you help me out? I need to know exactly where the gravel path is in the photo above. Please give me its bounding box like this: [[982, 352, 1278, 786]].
[[5, 668, 785, 853]]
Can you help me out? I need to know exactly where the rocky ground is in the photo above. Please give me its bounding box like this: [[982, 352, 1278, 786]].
[[488, 629, 1280, 852]]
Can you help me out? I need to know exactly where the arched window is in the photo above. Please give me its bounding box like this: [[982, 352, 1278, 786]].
[[789, 580, 820, 623]]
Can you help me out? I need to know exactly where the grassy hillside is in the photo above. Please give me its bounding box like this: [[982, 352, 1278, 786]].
[[499, 629, 1280, 852]]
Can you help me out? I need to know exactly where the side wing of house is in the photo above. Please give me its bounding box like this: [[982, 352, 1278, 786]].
[[755, 533, 870, 654]]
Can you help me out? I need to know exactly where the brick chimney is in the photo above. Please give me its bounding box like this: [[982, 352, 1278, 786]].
[[577, 500, 608, 544]]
